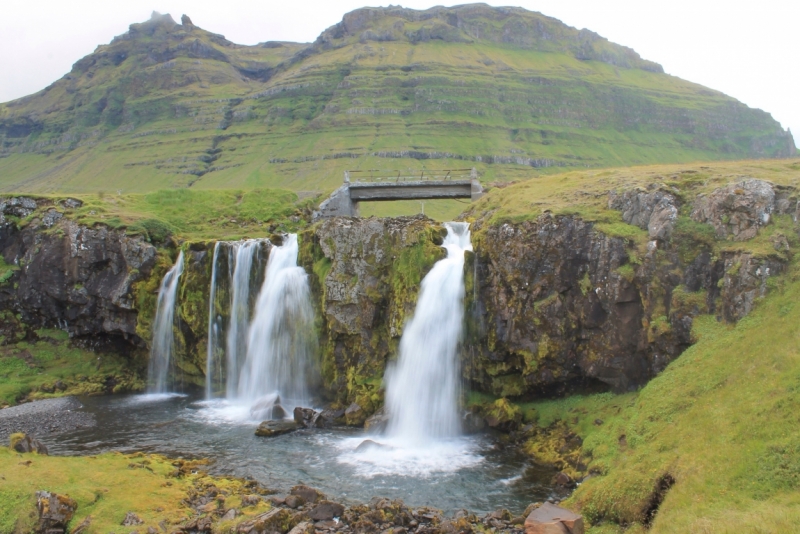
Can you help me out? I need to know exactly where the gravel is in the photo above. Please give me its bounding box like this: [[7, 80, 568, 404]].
[[0, 396, 95, 443]]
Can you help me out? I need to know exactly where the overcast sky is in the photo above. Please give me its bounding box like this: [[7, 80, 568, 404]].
[[2, 0, 797, 147]]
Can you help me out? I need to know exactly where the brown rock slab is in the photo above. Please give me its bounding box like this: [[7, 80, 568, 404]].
[[524, 503, 583, 534]]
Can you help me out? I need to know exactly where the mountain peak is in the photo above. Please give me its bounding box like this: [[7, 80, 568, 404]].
[[316, 3, 663, 72]]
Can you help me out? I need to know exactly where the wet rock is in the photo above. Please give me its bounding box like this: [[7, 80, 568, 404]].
[[524, 502, 583, 534], [251, 393, 288, 420], [236, 507, 293, 534], [255, 420, 299, 437], [462, 411, 487, 434], [552, 471, 574, 489], [284, 494, 305, 509], [363, 408, 389, 433], [354, 439, 391, 452], [290, 485, 324, 504], [122, 512, 144, 526], [345, 403, 367, 426], [293, 407, 323, 428], [267, 495, 286, 506], [308, 501, 345, 521], [10, 432, 49, 454], [320, 408, 346, 426], [35, 491, 77, 534], [691, 179, 778, 240]]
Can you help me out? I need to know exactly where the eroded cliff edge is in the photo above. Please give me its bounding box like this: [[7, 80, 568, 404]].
[[0, 176, 796, 409]]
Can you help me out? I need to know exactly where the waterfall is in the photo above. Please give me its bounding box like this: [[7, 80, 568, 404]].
[[384, 222, 472, 442], [237, 234, 316, 418], [205, 243, 221, 399], [147, 250, 185, 394], [225, 241, 262, 397]]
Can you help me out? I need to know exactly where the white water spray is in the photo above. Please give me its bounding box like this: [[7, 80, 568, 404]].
[[148, 251, 185, 394], [384, 222, 472, 443], [238, 234, 316, 418]]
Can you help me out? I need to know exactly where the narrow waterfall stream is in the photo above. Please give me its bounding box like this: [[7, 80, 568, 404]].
[[205, 242, 221, 400], [337, 223, 480, 476], [385, 222, 472, 442], [147, 251, 185, 394]]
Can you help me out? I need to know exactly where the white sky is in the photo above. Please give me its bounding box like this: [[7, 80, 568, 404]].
[[1, 1, 797, 148]]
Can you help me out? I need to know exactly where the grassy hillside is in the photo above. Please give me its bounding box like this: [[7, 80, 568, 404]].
[[0, 5, 794, 201]]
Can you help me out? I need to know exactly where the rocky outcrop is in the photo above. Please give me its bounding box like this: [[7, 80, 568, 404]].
[[691, 179, 798, 240], [608, 186, 679, 241], [35, 491, 77, 534], [0, 197, 157, 346], [299, 215, 445, 406]]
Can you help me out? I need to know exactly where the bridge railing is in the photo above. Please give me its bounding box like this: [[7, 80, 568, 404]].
[[345, 168, 477, 183]]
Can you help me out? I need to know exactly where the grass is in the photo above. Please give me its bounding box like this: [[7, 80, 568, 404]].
[[0, 331, 142, 406], [0, 448, 276, 534], [513, 265, 800, 532], [16, 188, 305, 242]]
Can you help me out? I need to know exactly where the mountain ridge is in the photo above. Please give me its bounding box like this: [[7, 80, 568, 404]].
[[0, 4, 794, 196]]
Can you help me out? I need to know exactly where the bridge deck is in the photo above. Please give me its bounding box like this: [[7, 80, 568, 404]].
[[348, 180, 473, 201]]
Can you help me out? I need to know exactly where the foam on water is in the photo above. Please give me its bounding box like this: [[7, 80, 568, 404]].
[[336, 436, 483, 478]]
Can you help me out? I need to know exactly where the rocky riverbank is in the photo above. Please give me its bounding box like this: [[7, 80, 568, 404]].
[[0, 397, 95, 442]]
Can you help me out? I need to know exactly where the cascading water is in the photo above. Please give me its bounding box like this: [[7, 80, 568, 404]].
[[336, 223, 480, 476], [147, 251, 185, 394], [225, 241, 262, 397], [238, 234, 316, 419], [205, 243, 222, 399], [384, 222, 472, 442]]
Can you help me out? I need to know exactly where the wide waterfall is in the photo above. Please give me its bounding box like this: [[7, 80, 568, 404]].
[[384, 222, 473, 442], [238, 234, 316, 419], [205, 240, 267, 399], [147, 250, 185, 394], [225, 240, 262, 397]]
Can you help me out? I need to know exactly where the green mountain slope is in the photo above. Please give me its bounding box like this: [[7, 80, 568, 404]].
[[0, 5, 795, 195]]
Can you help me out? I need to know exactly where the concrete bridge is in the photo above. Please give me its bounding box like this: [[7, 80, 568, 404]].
[[315, 168, 483, 218]]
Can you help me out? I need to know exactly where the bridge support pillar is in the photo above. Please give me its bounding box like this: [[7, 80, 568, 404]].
[[313, 184, 359, 220]]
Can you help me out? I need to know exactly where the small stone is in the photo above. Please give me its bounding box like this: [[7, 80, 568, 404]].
[[220, 508, 237, 522], [594, 419, 603, 425], [241, 494, 261, 507], [121, 512, 144, 526]]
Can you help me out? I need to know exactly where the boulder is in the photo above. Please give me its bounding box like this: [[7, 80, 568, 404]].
[[251, 393, 288, 421], [290, 485, 324, 504], [344, 403, 367, 426], [293, 407, 322, 428], [691, 179, 778, 241], [308, 501, 345, 521], [319, 408, 346, 425], [354, 439, 391, 453], [608, 187, 678, 241], [35, 491, 77, 534], [11, 433, 48, 455], [363, 408, 389, 433], [255, 420, 299, 437], [524, 502, 583, 534]]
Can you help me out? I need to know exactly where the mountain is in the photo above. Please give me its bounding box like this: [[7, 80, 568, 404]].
[[0, 5, 795, 195]]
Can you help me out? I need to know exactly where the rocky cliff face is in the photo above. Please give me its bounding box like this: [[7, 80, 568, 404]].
[[0, 197, 157, 349], [0, 178, 794, 407]]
